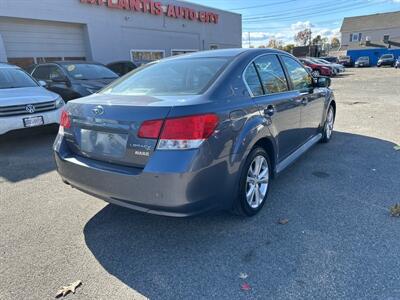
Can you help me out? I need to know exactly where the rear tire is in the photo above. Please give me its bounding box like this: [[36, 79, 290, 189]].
[[232, 147, 271, 217], [321, 105, 335, 143]]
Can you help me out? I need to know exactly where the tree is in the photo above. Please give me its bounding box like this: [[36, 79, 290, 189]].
[[331, 37, 340, 49], [294, 28, 312, 46], [282, 44, 295, 53], [312, 35, 322, 45], [267, 38, 283, 49]]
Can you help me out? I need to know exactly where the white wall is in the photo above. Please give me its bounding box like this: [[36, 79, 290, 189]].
[[0, 0, 242, 64]]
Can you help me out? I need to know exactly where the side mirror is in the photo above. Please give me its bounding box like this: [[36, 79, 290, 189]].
[[315, 76, 331, 88], [52, 76, 68, 83], [38, 80, 47, 87]]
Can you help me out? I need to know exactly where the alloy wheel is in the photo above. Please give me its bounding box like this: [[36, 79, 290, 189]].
[[246, 155, 269, 209], [325, 107, 334, 139]]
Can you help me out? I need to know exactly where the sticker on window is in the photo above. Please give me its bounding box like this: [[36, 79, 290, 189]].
[[67, 65, 76, 72]]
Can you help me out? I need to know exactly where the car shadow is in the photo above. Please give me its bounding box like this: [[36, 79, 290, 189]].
[[0, 125, 58, 182], [83, 131, 400, 299]]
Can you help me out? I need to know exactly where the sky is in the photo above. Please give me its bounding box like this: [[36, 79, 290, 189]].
[[186, 0, 400, 47]]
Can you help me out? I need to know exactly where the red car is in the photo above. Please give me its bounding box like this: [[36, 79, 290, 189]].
[[299, 58, 333, 77]]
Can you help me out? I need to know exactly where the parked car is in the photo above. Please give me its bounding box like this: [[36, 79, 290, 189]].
[[54, 49, 336, 217], [299, 58, 333, 77], [354, 56, 370, 68], [0, 63, 64, 135], [312, 58, 345, 75], [320, 56, 339, 64], [377, 54, 395, 67], [395, 57, 400, 69], [339, 56, 352, 67], [107, 61, 137, 76], [30, 61, 119, 102]]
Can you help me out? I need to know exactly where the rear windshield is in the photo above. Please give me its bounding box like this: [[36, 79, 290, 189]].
[[101, 57, 229, 96], [0, 68, 38, 89], [61, 63, 118, 80]]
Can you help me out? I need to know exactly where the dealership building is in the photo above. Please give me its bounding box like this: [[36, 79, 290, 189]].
[[0, 0, 242, 68]]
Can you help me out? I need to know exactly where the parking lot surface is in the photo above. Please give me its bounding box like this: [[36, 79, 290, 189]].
[[1, 68, 400, 300]]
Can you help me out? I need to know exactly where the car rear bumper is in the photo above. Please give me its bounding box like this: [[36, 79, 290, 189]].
[[0, 108, 63, 135], [54, 137, 233, 217]]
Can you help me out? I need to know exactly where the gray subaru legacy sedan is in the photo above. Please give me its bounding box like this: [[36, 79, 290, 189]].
[[54, 49, 335, 217]]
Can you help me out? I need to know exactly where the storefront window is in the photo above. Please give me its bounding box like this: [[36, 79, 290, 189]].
[[131, 50, 165, 65], [171, 49, 198, 56], [7, 57, 35, 69], [36, 57, 62, 63], [64, 57, 86, 61]]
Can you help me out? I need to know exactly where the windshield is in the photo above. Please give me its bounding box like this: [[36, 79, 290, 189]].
[[61, 64, 118, 80], [316, 59, 331, 64], [359, 57, 369, 61], [0, 68, 38, 89], [101, 57, 229, 96], [381, 55, 393, 59], [309, 58, 327, 65]]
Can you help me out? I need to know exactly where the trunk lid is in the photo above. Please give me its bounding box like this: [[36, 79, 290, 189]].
[[65, 94, 174, 168]]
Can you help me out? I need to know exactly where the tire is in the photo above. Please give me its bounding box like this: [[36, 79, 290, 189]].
[[232, 147, 271, 217], [321, 105, 335, 143], [311, 70, 320, 77]]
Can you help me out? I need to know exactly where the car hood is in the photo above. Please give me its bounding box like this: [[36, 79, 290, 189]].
[[74, 78, 118, 90], [0, 87, 59, 107]]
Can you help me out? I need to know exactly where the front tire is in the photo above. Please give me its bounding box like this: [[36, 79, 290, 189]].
[[321, 105, 335, 143], [232, 148, 271, 217]]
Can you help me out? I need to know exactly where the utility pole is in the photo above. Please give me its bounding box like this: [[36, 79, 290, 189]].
[[248, 32, 251, 48]]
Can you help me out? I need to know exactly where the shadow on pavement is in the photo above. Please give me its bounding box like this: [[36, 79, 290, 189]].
[[83, 131, 400, 299], [0, 125, 58, 182]]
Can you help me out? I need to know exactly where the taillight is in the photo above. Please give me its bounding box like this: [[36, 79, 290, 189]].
[[138, 114, 219, 150], [60, 110, 71, 129], [138, 120, 164, 139]]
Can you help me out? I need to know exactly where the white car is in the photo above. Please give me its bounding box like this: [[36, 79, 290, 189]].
[[0, 63, 64, 135]]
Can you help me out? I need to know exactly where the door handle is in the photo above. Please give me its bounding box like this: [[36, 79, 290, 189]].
[[264, 105, 275, 117]]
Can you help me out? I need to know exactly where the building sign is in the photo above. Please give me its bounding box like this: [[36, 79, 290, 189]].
[[80, 0, 219, 24]]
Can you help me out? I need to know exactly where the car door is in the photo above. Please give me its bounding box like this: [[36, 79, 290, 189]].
[[280, 55, 326, 141], [33, 65, 74, 101], [245, 54, 303, 161]]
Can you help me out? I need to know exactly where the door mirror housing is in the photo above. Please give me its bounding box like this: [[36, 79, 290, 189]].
[[315, 76, 331, 88], [38, 80, 47, 87], [52, 75, 69, 83]]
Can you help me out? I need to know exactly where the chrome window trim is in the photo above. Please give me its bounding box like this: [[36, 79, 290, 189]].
[[242, 53, 291, 99]]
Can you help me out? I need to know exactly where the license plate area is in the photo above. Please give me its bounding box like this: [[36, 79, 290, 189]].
[[80, 129, 128, 158], [23, 116, 44, 128]]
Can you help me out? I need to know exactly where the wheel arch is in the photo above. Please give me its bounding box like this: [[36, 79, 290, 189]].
[[251, 137, 277, 176], [328, 99, 337, 119]]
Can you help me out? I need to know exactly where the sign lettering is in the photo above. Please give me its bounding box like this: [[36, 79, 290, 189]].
[[80, 0, 219, 24]]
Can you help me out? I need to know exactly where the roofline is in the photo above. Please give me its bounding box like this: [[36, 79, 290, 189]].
[[340, 10, 400, 32], [342, 10, 400, 21]]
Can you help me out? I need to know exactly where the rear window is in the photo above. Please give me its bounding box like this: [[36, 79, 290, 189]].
[[61, 63, 118, 80], [101, 58, 229, 96], [0, 68, 38, 89]]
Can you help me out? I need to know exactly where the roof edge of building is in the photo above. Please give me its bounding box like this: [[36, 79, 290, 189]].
[[176, 0, 242, 16]]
